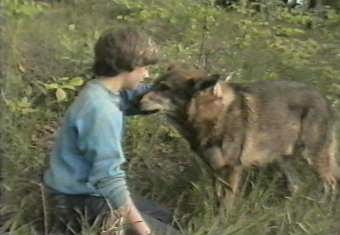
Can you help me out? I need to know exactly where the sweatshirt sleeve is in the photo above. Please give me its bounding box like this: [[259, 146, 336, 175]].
[[120, 84, 154, 116], [75, 104, 130, 209]]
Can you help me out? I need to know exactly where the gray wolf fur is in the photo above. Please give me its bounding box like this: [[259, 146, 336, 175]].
[[140, 65, 340, 197]]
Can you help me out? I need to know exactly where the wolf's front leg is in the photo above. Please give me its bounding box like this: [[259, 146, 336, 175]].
[[203, 146, 228, 170], [203, 146, 243, 207], [229, 165, 243, 195], [223, 165, 243, 209], [204, 146, 231, 204]]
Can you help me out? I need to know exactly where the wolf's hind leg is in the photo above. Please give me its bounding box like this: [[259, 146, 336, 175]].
[[301, 108, 338, 196], [314, 130, 338, 197], [278, 158, 302, 194]]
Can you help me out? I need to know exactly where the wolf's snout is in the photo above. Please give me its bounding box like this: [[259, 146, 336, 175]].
[[139, 92, 163, 112]]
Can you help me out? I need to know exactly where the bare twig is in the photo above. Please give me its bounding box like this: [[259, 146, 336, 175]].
[[198, 16, 209, 70], [40, 183, 48, 235], [101, 198, 125, 235], [30, 181, 48, 235]]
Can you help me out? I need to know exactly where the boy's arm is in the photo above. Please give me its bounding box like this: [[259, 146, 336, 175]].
[[76, 106, 130, 208], [120, 84, 155, 116], [75, 105, 151, 234]]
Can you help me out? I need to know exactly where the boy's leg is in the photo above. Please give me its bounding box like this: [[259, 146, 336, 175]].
[[132, 195, 174, 224], [46, 187, 110, 234], [48, 192, 182, 235], [124, 213, 181, 235], [48, 194, 87, 234], [86, 195, 182, 235], [129, 195, 182, 235]]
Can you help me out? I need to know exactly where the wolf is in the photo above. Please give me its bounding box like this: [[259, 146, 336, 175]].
[[140, 65, 340, 198]]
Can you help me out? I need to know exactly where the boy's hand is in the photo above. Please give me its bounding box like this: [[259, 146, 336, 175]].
[[129, 220, 151, 235], [119, 198, 151, 235]]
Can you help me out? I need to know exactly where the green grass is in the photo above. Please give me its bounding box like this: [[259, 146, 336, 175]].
[[1, 0, 340, 234]]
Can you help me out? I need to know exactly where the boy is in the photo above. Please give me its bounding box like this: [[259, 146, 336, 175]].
[[44, 27, 180, 235]]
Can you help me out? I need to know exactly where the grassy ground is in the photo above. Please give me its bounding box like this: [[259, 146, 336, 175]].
[[1, 0, 340, 234]]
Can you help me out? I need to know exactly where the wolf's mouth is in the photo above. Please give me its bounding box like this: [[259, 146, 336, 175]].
[[139, 102, 163, 112]]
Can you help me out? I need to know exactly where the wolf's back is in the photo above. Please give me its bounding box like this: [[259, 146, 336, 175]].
[[236, 80, 336, 168]]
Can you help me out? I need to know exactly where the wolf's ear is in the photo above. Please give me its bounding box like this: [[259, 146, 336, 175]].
[[193, 74, 220, 91], [186, 79, 196, 88], [187, 99, 196, 122], [166, 64, 177, 71], [213, 82, 224, 98], [213, 82, 235, 107], [209, 74, 221, 81]]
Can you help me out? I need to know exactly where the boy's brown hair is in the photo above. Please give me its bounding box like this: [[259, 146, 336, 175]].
[[93, 27, 159, 77]]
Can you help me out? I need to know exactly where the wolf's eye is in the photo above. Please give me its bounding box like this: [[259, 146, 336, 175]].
[[158, 83, 171, 91]]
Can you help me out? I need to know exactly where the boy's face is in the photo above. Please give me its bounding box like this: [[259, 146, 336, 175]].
[[124, 66, 149, 90]]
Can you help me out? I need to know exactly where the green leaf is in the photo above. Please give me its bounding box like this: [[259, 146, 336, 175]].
[[61, 85, 76, 90], [56, 88, 67, 102], [45, 83, 59, 90], [68, 24, 76, 30], [68, 77, 84, 87], [60, 77, 70, 81]]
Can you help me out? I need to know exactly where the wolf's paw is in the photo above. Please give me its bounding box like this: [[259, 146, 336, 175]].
[[320, 174, 338, 203], [287, 183, 300, 195], [322, 174, 337, 191]]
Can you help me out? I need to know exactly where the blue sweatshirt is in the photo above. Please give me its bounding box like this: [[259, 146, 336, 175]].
[[43, 80, 150, 209]]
